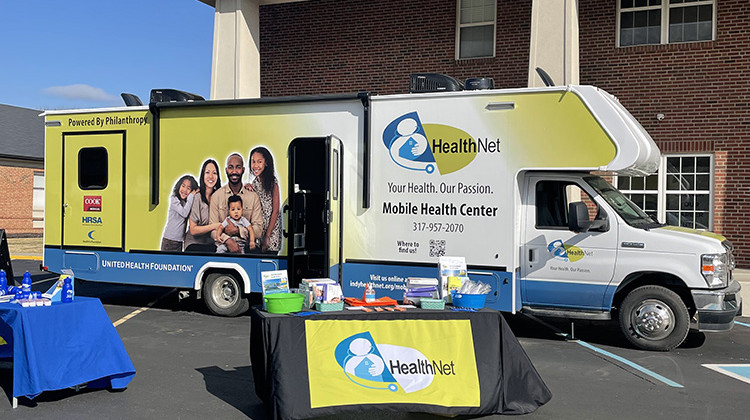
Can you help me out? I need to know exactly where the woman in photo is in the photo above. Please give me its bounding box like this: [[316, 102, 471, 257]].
[[247, 146, 281, 253], [161, 175, 198, 251], [185, 158, 223, 252]]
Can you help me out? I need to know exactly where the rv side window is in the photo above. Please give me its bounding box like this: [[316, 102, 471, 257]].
[[78, 147, 108, 190], [535, 181, 599, 229]]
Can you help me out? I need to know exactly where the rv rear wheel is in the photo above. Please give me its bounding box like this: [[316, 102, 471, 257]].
[[618, 285, 689, 351], [203, 272, 249, 317]]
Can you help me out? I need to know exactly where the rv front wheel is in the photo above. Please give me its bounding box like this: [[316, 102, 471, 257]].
[[203, 272, 250, 317], [618, 285, 689, 351]]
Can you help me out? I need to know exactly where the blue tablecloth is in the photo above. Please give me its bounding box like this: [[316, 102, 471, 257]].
[[0, 297, 135, 399]]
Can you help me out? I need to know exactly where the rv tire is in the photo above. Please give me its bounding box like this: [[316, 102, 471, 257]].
[[618, 285, 689, 351], [203, 272, 249, 317]]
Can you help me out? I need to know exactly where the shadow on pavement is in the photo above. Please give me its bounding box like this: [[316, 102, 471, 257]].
[[196, 365, 266, 419]]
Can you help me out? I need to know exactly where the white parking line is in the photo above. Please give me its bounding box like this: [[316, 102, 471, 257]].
[[112, 289, 176, 327]]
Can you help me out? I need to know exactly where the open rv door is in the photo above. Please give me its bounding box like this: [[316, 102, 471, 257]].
[[287, 136, 343, 286]]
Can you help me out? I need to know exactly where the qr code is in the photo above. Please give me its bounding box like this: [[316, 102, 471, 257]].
[[429, 239, 446, 257]]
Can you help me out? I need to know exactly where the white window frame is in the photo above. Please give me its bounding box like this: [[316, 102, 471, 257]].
[[616, 0, 717, 48], [455, 0, 497, 60], [615, 153, 714, 230], [32, 171, 45, 229]]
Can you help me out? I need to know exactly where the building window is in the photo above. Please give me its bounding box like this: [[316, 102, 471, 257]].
[[456, 0, 496, 59], [618, 0, 715, 47], [33, 171, 44, 229], [616, 154, 713, 230]]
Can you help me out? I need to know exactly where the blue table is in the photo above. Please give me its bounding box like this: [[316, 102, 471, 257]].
[[0, 296, 135, 405]]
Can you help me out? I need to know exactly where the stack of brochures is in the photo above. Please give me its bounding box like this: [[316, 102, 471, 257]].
[[402, 277, 439, 305], [299, 278, 342, 309]]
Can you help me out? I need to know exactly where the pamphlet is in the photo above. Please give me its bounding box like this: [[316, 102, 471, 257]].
[[43, 269, 74, 302], [438, 256, 468, 301], [261, 270, 289, 309]]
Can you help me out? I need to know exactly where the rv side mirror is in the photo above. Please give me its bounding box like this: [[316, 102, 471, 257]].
[[568, 202, 608, 233], [568, 202, 592, 233]]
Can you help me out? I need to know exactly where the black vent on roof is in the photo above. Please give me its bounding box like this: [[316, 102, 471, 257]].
[[150, 89, 205, 103], [409, 74, 463, 93], [121, 93, 143, 106], [465, 77, 494, 90]]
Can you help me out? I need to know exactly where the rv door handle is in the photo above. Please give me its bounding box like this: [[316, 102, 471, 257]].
[[528, 248, 534, 262], [282, 205, 289, 238]]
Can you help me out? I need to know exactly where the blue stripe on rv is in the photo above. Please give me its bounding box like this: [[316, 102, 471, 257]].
[[44, 248, 286, 290], [522, 279, 610, 310]]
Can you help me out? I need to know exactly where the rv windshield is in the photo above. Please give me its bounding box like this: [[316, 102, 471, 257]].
[[585, 176, 662, 229]]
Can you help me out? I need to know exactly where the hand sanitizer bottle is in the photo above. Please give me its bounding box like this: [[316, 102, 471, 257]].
[[62, 277, 74, 303], [365, 283, 376, 303]]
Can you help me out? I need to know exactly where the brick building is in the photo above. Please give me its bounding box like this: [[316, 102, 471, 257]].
[[0, 104, 44, 236]]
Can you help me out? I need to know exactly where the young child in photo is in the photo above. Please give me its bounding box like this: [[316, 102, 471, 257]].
[[161, 175, 198, 252], [216, 195, 254, 254]]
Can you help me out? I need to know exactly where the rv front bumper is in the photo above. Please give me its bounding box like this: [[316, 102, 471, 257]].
[[691, 279, 742, 331]]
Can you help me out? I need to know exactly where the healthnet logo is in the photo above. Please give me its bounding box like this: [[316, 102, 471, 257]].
[[547, 239, 587, 262], [382, 112, 499, 175], [334, 331, 456, 394]]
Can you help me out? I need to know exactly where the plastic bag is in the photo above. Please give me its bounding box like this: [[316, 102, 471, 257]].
[[458, 279, 491, 295]]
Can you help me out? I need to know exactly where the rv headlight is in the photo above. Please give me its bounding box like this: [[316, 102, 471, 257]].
[[701, 253, 729, 288]]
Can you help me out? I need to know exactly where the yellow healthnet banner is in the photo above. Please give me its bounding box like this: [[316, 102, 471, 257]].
[[305, 319, 479, 408]]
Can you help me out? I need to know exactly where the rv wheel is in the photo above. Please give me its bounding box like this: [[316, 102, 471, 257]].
[[618, 285, 689, 351], [203, 272, 250, 317]]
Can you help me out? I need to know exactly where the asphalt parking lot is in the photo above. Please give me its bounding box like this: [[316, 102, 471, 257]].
[[2, 259, 749, 419]]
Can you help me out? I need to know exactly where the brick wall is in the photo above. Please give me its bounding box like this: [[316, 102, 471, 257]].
[[579, 0, 750, 266], [259, 0, 532, 96], [0, 165, 42, 235]]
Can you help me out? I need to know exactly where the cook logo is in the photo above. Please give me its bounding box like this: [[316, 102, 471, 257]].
[[547, 239, 586, 262], [334, 331, 456, 394], [84, 196, 102, 212], [382, 112, 500, 175]]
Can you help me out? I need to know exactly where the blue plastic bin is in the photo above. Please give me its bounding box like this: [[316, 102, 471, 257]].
[[451, 291, 487, 309]]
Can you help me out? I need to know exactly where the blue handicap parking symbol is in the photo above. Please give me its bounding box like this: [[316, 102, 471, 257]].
[[703, 364, 750, 385]]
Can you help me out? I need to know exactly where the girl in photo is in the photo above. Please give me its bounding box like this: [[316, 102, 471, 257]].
[[247, 146, 281, 252], [185, 159, 223, 252], [161, 175, 198, 252]]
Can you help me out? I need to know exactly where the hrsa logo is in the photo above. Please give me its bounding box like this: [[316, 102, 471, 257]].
[[82, 216, 102, 224], [547, 239, 586, 262], [334, 331, 455, 394], [382, 112, 500, 175]]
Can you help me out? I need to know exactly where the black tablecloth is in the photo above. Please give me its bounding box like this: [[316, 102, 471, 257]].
[[250, 308, 551, 419]]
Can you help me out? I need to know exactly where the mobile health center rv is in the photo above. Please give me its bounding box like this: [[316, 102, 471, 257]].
[[42, 75, 741, 350]]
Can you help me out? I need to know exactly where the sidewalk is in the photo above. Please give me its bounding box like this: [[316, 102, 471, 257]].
[[734, 269, 749, 315]]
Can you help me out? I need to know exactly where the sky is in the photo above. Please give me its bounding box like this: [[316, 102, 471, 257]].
[[0, 1, 215, 111]]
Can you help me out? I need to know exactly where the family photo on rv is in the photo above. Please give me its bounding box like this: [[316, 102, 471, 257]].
[[160, 147, 282, 255]]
